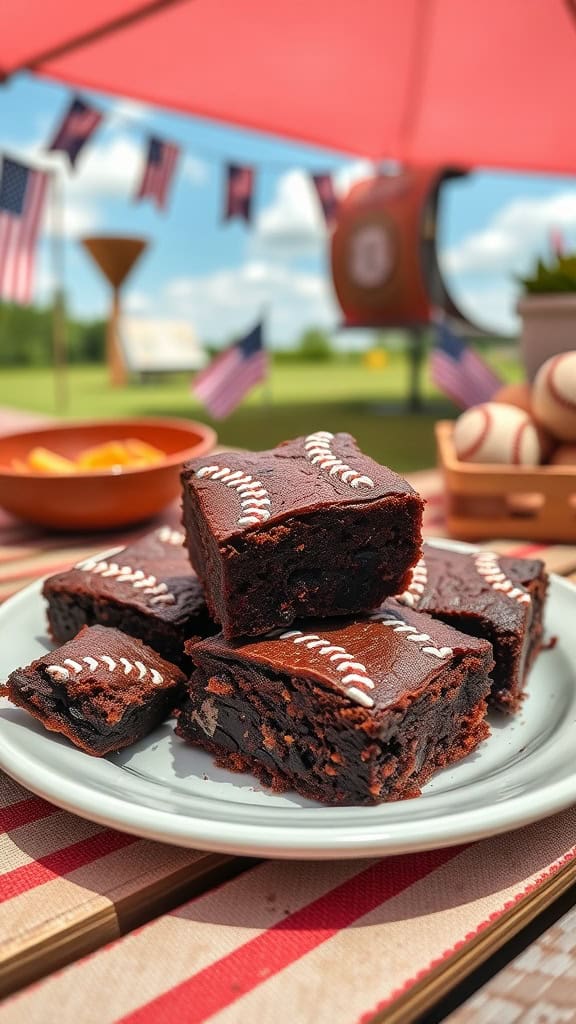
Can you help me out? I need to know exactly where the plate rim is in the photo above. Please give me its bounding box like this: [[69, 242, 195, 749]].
[[1, 538, 575, 859]]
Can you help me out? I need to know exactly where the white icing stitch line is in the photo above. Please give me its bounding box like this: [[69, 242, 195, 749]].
[[277, 629, 375, 708], [369, 611, 453, 660], [396, 558, 428, 608], [474, 551, 531, 604], [74, 559, 176, 605], [46, 657, 164, 685], [304, 431, 374, 489], [195, 465, 272, 527], [156, 526, 185, 546]]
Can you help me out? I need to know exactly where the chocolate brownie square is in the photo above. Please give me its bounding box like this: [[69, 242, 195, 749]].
[[2, 624, 185, 756], [394, 543, 548, 712], [181, 431, 424, 638], [176, 603, 493, 805], [43, 526, 214, 668]]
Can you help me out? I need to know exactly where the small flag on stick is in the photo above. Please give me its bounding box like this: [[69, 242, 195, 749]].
[[136, 136, 180, 210], [47, 96, 102, 168], [311, 173, 339, 227], [192, 321, 268, 419], [430, 315, 501, 409], [0, 157, 49, 305], [224, 164, 255, 223]]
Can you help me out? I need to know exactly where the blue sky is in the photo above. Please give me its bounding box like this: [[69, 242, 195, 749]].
[[2, 72, 576, 346]]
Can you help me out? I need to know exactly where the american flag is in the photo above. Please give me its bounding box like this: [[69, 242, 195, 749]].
[[193, 322, 268, 419], [0, 158, 49, 306], [48, 96, 102, 168], [136, 136, 180, 210], [311, 173, 339, 227], [224, 164, 255, 223], [430, 317, 501, 409]]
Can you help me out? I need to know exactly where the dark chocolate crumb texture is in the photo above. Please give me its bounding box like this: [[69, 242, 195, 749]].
[[394, 543, 548, 712], [177, 602, 493, 805], [2, 624, 185, 756], [181, 431, 424, 638], [43, 526, 215, 667]]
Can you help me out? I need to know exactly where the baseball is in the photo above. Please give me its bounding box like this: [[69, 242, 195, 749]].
[[453, 402, 542, 465], [492, 380, 554, 459], [532, 352, 576, 441], [492, 381, 532, 414]]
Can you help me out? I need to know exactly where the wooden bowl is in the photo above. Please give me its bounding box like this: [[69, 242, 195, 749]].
[[0, 417, 216, 530]]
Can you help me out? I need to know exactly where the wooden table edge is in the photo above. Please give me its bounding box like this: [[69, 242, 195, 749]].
[[368, 853, 576, 1023], [0, 853, 251, 1000]]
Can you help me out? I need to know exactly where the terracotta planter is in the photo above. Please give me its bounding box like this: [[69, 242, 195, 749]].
[[517, 294, 576, 381]]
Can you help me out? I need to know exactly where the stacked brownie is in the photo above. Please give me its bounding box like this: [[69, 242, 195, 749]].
[[2, 430, 548, 803], [43, 526, 215, 668], [176, 430, 527, 805]]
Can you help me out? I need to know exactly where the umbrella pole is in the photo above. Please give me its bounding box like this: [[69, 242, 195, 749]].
[[49, 168, 68, 412]]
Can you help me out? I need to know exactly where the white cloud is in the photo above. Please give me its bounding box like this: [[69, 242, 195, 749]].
[[110, 99, 151, 123], [253, 170, 325, 256], [334, 159, 377, 195], [443, 190, 576, 276], [439, 188, 576, 334], [124, 290, 152, 314], [41, 195, 99, 240], [447, 280, 519, 335], [69, 136, 144, 198], [181, 154, 208, 185], [163, 261, 337, 343], [252, 160, 376, 258]]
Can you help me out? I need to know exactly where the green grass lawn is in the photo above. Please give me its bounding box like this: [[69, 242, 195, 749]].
[[0, 350, 522, 472]]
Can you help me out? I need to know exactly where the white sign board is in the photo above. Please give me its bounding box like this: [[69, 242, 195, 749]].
[[120, 318, 207, 373]]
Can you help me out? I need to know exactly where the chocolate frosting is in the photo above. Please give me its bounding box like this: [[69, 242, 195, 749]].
[[182, 432, 421, 542], [44, 527, 206, 624], [397, 543, 543, 633], [189, 601, 491, 714], [34, 624, 184, 709]]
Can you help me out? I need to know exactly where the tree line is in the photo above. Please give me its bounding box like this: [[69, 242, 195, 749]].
[[0, 305, 106, 367], [0, 306, 339, 368]]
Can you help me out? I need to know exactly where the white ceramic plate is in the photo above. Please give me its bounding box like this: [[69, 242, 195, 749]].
[[1, 539, 575, 859]]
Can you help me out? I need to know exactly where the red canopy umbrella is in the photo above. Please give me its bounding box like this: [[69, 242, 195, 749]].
[[3, 0, 576, 172]]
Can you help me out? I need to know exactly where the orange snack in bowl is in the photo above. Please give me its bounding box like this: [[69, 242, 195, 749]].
[[27, 447, 77, 475], [76, 441, 135, 470], [123, 438, 164, 465], [10, 438, 166, 475], [75, 439, 164, 471]]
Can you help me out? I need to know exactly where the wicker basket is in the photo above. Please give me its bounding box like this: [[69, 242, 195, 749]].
[[435, 420, 576, 542]]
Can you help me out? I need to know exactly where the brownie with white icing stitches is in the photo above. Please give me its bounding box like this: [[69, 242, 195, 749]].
[[176, 602, 493, 805], [181, 431, 424, 639], [2, 624, 185, 756], [394, 542, 548, 713], [43, 526, 215, 668]]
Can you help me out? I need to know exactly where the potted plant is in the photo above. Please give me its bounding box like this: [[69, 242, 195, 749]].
[[517, 254, 576, 380]]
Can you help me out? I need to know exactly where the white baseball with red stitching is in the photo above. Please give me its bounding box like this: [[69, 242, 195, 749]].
[[453, 402, 541, 465], [533, 352, 576, 441]]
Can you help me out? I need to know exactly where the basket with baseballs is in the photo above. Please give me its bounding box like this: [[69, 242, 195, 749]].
[[436, 351, 576, 541]]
